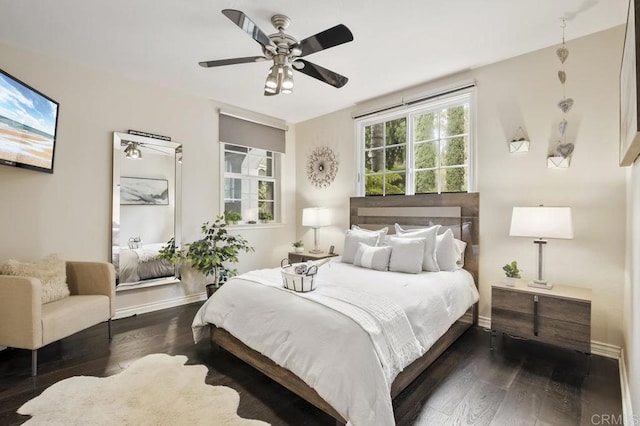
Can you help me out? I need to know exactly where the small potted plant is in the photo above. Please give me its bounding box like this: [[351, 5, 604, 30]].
[[224, 210, 242, 225], [292, 240, 304, 253], [502, 261, 521, 286], [259, 211, 273, 223]]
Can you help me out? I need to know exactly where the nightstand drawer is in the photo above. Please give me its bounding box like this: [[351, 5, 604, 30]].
[[492, 287, 590, 325], [492, 308, 590, 352]]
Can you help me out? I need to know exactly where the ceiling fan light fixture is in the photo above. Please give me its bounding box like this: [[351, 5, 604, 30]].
[[282, 65, 294, 90], [265, 65, 279, 89], [124, 142, 142, 159]]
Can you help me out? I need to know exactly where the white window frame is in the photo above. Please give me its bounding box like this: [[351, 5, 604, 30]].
[[355, 89, 476, 196], [219, 143, 282, 226]]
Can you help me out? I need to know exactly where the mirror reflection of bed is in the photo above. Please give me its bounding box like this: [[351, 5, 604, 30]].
[[111, 132, 182, 291]]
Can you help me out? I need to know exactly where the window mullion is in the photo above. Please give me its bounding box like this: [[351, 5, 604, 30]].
[[406, 114, 415, 196]]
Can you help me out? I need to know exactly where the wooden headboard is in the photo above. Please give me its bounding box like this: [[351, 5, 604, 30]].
[[349, 193, 479, 286]]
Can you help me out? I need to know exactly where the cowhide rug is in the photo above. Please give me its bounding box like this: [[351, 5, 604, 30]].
[[18, 353, 269, 425]]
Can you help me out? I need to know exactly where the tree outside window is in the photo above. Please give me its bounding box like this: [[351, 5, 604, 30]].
[[359, 92, 472, 196], [223, 144, 278, 223]]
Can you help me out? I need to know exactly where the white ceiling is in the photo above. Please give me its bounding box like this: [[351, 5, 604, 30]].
[[0, 0, 628, 123]]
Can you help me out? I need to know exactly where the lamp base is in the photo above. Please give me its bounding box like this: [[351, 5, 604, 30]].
[[528, 281, 553, 290], [309, 249, 323, 254]]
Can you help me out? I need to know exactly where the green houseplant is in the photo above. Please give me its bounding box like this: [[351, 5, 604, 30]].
[[258, 211, 273, 223], [292, 240, 304, 253], [224, 210, 242, 225], [159, 216, 254, 290], [502, 261, 521, 286]]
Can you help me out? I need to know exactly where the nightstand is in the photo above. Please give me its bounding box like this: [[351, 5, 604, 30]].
[[491, 280, 591, 353], [288, 251, 339, 264]]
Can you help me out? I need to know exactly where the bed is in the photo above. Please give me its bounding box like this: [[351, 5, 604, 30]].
[[112, 243, 176, 286], [193, 193, 479, 425]]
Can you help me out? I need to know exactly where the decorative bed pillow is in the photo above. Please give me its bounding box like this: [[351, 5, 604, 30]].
[[353, 242, 392, 271], [388, 237, 426, 274], [394, 224, 440, 272], [342, 231, 380, 264], [0, 254, 69, 304], [350, 225, 388, 245], [435, 229, 464, 271], [455, 239, 467, 268]]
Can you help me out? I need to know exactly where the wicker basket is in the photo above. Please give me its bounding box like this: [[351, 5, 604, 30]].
[[280, 259, 318, 292]]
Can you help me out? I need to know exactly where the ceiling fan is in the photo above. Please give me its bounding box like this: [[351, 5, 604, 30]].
[[199, 9, 354, 96]]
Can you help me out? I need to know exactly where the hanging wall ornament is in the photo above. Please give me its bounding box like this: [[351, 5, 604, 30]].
[[307, 146, 339, 188], [556, 46, 569, 64], [559, 118, 567, 136], [548, 19, 575, 169]]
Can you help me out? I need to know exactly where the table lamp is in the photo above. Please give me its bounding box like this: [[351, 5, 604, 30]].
[[302, 207, 331, 253], [509, 206, 573, 289]]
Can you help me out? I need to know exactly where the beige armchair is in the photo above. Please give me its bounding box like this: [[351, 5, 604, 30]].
[[0, 261, 115, 376]]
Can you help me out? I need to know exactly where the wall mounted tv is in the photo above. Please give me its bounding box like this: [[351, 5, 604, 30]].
[[0, 68, 59, 173]]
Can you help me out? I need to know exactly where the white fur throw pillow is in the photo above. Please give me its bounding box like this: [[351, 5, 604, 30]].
[[0, 254, 69, 304]]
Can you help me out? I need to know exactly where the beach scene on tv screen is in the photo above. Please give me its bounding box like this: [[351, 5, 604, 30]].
[[0, 72, 57, 170]]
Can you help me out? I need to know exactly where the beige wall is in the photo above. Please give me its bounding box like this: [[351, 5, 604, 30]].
[[0, 42, 296, 312], [295, 26, 626, 347]]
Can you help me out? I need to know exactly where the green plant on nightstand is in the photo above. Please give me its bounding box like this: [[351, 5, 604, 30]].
[[293, 240, 304, 253], [502, 261, 521, 286]]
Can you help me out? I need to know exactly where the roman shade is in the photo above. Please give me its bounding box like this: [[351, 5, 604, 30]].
[[219, 112, 286, 153]]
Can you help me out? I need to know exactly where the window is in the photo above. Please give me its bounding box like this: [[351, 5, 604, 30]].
[[223, 143, 279, 223], [357, 90, 474, 196]]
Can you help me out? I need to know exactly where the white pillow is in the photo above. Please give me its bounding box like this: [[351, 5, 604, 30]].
[[388, 237, 426, 274], [353, 243, 392, 271], [436, 229, 463, 271], [350, 225, 388, 246], [455, 239, 467, 268], [394, 223, 440, 272], [342, 230, 379, 264], [0, 254, 69, 304]]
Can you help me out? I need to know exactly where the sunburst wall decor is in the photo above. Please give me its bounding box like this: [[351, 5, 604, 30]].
[[306, 146, 338, 188]]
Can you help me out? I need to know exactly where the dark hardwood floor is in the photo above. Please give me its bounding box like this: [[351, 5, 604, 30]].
[[0, 302, 622, 425]]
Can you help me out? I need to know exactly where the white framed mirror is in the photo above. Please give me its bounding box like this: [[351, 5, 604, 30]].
[[111, 132, 182, 291]]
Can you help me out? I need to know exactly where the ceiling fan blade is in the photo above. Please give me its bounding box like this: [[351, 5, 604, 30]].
[[298, 24, 354, 57], [222, 9, 276, 52], [295, 59, 348, 88], [199, 56, 266, 68]]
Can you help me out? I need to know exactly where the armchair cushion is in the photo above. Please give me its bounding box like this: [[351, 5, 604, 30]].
[[41, 295, 110, 346], [0, 254, 69, 304]]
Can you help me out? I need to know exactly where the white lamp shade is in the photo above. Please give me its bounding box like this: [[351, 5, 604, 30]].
[[509, 206, 573, 239], [302, 207, 331, 227]]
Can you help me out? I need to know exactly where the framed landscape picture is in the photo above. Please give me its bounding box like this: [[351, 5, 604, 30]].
[[620, 0, 640, 166], [120, 177, 169, 205]]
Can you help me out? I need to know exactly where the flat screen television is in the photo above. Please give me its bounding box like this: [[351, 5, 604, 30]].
[[0, 68, 59, 173]]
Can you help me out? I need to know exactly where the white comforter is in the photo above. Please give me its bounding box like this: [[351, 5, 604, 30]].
[[192, 259, 479, 426]]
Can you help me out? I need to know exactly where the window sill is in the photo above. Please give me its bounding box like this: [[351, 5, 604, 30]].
[[227, 222, 286, 231]]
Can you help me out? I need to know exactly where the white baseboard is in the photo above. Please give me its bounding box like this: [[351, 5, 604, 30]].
[[591, 340, 622, 359], [478, 315, 491, 329], [114, 293, 207, 320], [478, 315, 621, 359], [619, 349, 635, 426]]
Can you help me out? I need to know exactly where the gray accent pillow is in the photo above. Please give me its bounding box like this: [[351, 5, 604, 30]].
[[394, 224, 440, 272], [342, 231, 379, 264], [353, 242, 392, 271], [388, 237, 426, 274], [350, 225, 388, 245]]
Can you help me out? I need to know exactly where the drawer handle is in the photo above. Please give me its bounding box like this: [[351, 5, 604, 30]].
[[533, 295, 539, 336]]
